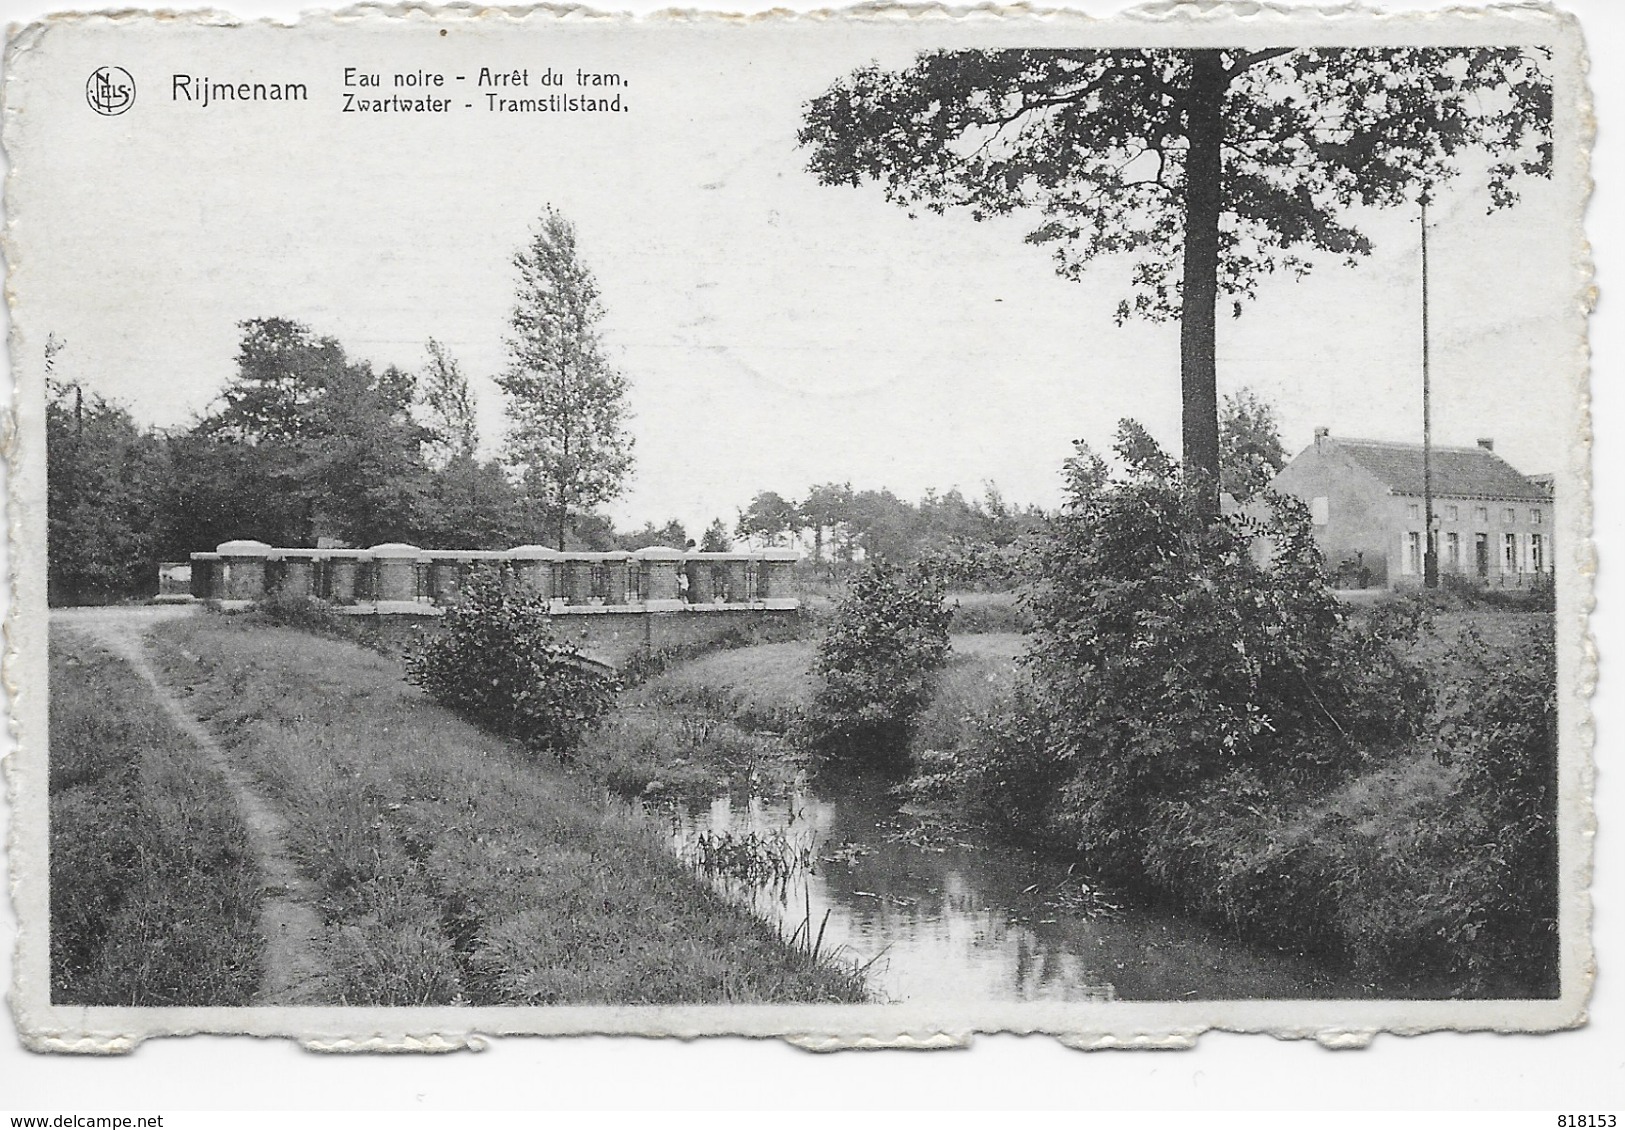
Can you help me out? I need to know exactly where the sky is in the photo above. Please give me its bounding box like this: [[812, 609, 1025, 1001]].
[[8, 12, 1587, 538]]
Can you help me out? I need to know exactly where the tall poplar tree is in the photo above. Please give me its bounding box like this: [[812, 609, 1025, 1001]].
[[800, 48, 1552, 516], [498, 207, 634, 550]]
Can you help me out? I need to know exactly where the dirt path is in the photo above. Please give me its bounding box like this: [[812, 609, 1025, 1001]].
[[53, 606, 332, 1006]]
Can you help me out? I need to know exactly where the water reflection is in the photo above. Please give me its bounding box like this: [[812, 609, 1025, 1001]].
[[653, 774, 1371, 1003]]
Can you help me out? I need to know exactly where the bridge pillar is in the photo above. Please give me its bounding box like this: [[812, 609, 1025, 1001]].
[[759, 550, 800, 609], [191, 555, 218, 599], [726, 558, 750, 603], [278, 555, 315, 600], [605, 552, 632, 605], [370, 544, 423, 604], [509, 545, 559, 601], [635, 547, 685, 610], [429, 559, 461, 604], [329, 556, 360, 604], [684, 560, 715, 604], [215, 540, 273, 603]]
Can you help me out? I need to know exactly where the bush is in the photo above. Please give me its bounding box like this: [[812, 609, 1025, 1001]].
[[405, 568, 618, 754], [1022, 421, 1429, 873], [1430, 622, 1559, 993], [803, 559, 952, 768], [1437, 570, 1556, 612], [905, 684, 1067, 841], [252, 590, 353, 636]]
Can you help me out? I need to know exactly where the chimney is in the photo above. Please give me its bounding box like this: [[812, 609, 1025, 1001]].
[[1477, 437, 1495, 452], [1314, 426, 1330, 449]]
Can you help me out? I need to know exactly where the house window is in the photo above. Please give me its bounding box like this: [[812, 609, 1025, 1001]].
[[1504, 507, 1517, 524], [1475, 506, 1489, 524], [1531, 508, 1543, 525], [1446, 504, 1459, 522], [1531, 533, 1544, 573], [1310, 496, 1329, 526], [1475, 533, 1490, 577], [1446, 532, 1461, 570], [1504, 533, 1518, 573], [1406, 503, 1421, 520], [1405, 532, 1422, 576]]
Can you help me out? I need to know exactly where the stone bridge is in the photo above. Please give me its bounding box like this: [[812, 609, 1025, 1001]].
[[187, 541, 803, 669]]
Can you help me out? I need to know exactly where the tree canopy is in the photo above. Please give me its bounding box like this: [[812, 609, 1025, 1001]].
[[736, 490, 802, 546], [800, 47, 1552, 513], [417, 337, 479, 470], [699, 518, 733, 553], [47, 375, 167, 604], [1219, 387, 1288, 501], [189, 317, 432, 548]]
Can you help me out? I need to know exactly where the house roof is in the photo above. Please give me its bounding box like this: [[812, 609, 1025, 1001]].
[[1328, 438, 1552, 501]]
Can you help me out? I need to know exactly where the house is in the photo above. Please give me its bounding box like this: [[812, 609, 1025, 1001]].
[[1266, 430, 1554, 589]]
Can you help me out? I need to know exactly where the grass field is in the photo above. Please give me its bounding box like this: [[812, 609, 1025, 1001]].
[[910, 634, 1026, 756], [582, 633, 1029, 798], [146, 615, 867, 1006], [627, 641, 818, 732], [49, 631, 264, 1005]]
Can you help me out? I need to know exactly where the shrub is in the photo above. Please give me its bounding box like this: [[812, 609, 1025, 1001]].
[[905, 684, 1067, 842], [252, 590, 351, 637], [404, 568, 618, 754], [803, 559, 952, 767], [1430, 621, 1559, 993], [915, 542, 1028, 592], [1022, 421, 1429, 873]]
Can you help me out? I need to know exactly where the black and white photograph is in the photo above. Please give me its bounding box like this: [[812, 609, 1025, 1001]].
[[0, 0, 1598, 1066]]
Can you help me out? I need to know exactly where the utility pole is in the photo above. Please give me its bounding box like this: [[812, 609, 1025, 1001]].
[[1421, 192, 1438, 589]]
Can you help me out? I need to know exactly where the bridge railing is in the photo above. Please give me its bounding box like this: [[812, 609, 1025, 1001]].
[[188, 541, 801, 613]]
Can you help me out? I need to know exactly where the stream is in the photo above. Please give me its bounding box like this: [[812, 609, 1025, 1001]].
[[648, 773, 1376, 1003]]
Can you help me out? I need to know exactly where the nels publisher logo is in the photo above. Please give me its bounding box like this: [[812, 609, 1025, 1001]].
[[85, 66, 135, 115]]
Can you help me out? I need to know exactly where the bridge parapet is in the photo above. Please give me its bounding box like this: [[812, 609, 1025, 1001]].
[[189, 542, 802, 615]]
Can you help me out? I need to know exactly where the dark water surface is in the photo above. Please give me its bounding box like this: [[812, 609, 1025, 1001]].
[[651, 774, 1374, 1003]]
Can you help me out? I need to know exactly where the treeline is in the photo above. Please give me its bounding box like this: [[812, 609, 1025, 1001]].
[[44, 319, 1051, 604], [49, 320, 561, 605], [50, 204, 657, 605], [732, 388, 1286, 585], [735, 483, 1047, 587]]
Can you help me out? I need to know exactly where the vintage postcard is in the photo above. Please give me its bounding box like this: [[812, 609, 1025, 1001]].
[[3, 1, 1594, 1051]]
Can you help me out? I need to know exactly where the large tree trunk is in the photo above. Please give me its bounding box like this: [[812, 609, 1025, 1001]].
[[1179, 50, 1227, 519]]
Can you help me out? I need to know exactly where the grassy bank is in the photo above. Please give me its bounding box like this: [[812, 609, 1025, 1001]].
[[146, 616, 866, 1005], [49, 631, 264, 1005], [581, 633, 1026, 799], [580, 642, 818, 799]]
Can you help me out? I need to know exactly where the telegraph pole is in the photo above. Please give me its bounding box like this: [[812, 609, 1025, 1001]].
[[1421, 192, 1438, 589]]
